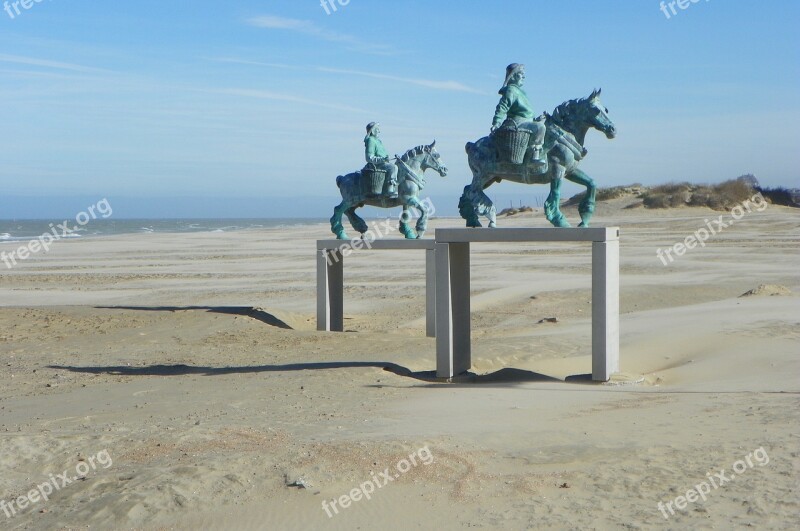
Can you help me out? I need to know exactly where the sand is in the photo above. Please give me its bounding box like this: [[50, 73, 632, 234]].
[[1, 200, 798, 530]]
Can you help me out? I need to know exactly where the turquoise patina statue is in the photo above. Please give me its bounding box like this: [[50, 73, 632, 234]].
[[364, 122, 399, 198], [491, 64, 547, 167], [331, 134, 448, 240], [460, 87, 616, 228]]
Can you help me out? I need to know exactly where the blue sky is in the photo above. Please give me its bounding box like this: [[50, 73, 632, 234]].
[[1, 0, 798, 217]]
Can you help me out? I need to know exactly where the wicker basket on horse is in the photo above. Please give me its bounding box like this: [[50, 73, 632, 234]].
[[494, 123, 530, 164], [361, 164, 387, 196]]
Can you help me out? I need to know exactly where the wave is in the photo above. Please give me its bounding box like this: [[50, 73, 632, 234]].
[[0, 219, 328, 239]]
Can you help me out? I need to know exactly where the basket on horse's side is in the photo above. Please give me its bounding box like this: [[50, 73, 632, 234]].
[[494, 124, 531, 164], [361, 165, 387, 196]]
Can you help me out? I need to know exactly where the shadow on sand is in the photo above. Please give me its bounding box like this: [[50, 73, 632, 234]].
[[94, 306, 294, 330], [49, 363, 573, 385], [70, 308, 592, 385]]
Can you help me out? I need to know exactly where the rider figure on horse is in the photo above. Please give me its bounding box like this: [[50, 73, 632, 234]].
[[491, 63, 547, 166], [364, 122, 398, 198]]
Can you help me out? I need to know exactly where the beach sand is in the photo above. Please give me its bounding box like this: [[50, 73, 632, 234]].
[[1, 201, 798, 530]]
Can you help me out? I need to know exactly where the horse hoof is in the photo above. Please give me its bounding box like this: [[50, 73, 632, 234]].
[[488, 222, 497, 228], [335, 231, 348, 240], [416, 231, 425, 239]]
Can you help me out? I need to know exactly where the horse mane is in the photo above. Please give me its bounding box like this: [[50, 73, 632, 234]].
[[548, 90, 599, 123], [549, 97, 585, 123], [400, 145, 427, 162]]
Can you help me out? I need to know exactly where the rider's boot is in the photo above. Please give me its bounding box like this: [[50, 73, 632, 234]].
[[386, 180, 399, 198], [530, 144, 545, 162], [530, 144, 548, 173]]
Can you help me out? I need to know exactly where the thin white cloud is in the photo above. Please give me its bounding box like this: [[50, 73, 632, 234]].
[[246, 15, 394, 55], [210, 88, 369, 114], [0, 68, 86, 80], [0, 54, 106, 73], [209, 57, 301, 70], [204, 58, 484, 95], [248, 16, 314, 31], [318, 67, 486, 95]]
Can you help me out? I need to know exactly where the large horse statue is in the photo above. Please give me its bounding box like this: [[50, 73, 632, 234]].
[[331, 142, 448, 239], [460, 89, 616, 228]]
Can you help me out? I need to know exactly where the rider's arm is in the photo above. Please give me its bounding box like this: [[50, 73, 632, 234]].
[[365, 137, 388, 164], [365, 137, 380, 163], [492, 88, 515, 129]]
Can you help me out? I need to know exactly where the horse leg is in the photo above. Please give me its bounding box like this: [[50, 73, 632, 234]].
[[458, 186, 482, 228], [544, 166, 571, 228], [407, 196, 428, 238], [330, 201, 349, 240], [462, 142, 491, 228], [398, 205, 416, 239], [565, 168, 596, 227], [459, 184, 496, 228], [345, 207, 369, 236], [474, 187, 497, 228], [484, 191, 497, 228]]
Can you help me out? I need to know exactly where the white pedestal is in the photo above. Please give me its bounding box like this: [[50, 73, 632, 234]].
[[316, 239, 437, 337], [434, 227, 620, 381]]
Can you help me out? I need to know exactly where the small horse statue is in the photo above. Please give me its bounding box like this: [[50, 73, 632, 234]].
[[460, 89, 616, 228], [331, 141, 448, 239]]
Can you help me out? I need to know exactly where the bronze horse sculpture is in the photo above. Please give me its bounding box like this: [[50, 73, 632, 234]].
[[331, 142, 448, 239], [460, 89, 616, 228]]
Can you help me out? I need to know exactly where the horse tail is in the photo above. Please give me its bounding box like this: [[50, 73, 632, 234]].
[[458, 185, 480, 227], [458, 185, 471, 209]]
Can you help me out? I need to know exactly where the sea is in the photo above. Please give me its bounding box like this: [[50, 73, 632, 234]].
[[0, 219, 328, 243]]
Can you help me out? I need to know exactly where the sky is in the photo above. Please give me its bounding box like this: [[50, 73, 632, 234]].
[[0, 0, 798, 218]]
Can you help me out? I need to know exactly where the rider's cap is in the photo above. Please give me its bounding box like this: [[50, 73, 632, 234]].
[[366, 122, 379, 134], [503, 63, 524, 88]]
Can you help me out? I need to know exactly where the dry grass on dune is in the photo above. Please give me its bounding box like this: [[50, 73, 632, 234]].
[[565, 174, 797, 212], [643, 178, 755, 210]]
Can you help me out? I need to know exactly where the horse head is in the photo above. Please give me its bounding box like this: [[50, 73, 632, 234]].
[[423, 140, 448, 177], [552, 89, 617, 141], [401, 141, 448, 177], [582, 89, 616, 139]]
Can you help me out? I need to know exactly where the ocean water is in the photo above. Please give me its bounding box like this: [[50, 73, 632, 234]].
[[0, 218, 327, 243]]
